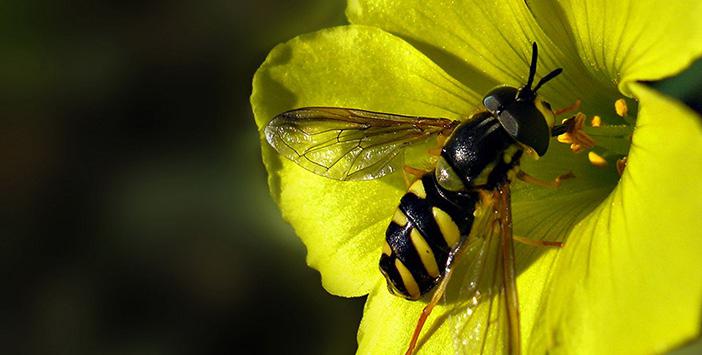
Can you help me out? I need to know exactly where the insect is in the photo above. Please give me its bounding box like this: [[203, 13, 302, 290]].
[[264, 43, 573, 355]]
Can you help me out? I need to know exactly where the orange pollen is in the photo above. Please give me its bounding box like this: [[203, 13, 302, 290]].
[[615, 98, 628, 117], [557, 112, 595, 153], [591, 115, 601, 127], [588, 151, 608, 167]]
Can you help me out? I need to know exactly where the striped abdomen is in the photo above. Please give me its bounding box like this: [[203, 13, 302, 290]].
[[379, 174, 478, 299]]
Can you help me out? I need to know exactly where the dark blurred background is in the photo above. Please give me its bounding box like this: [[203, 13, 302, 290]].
[[0, 1, 366, 354], [1, 1, 701, 355]]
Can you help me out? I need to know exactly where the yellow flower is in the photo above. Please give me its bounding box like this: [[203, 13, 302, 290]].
[[251, 0, 702, 353]]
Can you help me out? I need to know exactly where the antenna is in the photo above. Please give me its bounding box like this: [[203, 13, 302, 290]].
[[533, 68, 563, 93], [525, 42, 538, 91], [518, 42, 563, 101]]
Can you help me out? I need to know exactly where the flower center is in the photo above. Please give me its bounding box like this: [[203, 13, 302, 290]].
[[492, 98, 637, 246], [556, 98, 636, 177]]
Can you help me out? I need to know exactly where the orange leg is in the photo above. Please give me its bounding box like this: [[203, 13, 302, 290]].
[[554, 99, 581, 116], [405, 240, 465, 355], [513, 235, 564, 248], [516, 170, 574, 188]]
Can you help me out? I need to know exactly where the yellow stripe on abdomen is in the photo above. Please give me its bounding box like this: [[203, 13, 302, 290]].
[[408, 179, 427, 199], [392, 208, 408, 226], [432, 207, 461, 247], [382, 240, 392, 256], [394, 258, 420, 299], [410, 228, 440, 278]]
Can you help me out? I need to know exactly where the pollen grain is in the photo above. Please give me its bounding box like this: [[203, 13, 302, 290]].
[[615, 98, 628, 117], [588, 151, 608, 167]]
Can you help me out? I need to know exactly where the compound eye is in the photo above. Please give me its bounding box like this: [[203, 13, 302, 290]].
[[482, 86, 519, 115]]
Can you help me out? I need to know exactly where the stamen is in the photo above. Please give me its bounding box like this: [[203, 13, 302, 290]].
[[616, 156, 628, 176], [588, 152, 608, 167], [554, 99, 581, 116], [590, 115, 601, 127], [615, 98, 628, 117], [557, 113, 595, 153], [555, 99, 634, 175]]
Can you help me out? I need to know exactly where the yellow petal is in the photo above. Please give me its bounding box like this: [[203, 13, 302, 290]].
[[528, 0, 702, 96], [251, 25, 478, 296], [347, 0, 617, 110], [530, 84, 702, 354]]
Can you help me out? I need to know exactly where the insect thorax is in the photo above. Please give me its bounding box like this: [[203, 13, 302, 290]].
[[436, 111, 522, 191]]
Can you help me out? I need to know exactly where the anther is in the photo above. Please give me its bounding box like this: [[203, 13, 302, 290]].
[[615, 99, 628, 117], [557, 113, 595, 153], [588, 151, 607, 167], [590, 115, 601, 127]]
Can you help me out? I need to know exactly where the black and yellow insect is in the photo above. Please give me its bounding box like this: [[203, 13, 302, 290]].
[[265, 43, 571, 355]]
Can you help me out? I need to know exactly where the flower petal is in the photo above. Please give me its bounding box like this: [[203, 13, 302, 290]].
[[251, 25, 479, 296], [527, 0, 702, 96], [358, 280, 453, 354], [346, 0, 616, 110], [512, 139, 620, 247], [530, 84, 702, 354]]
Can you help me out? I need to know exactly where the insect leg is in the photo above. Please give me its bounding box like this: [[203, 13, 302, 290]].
[[516, 170, 574, 188], [513, 235, 563, 248], [553, 99, 581, 116], [405, 237, 466, 355]]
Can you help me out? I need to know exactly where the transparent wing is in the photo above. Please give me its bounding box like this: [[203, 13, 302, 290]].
[[264, 107, 458, 181], [444, 183, 520, 355]]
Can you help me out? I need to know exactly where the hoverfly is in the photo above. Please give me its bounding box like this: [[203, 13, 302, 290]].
[[264, 43, 573, 355]]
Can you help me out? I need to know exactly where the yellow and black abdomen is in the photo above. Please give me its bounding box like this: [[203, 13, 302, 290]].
[[379, 174, 478, 299]]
